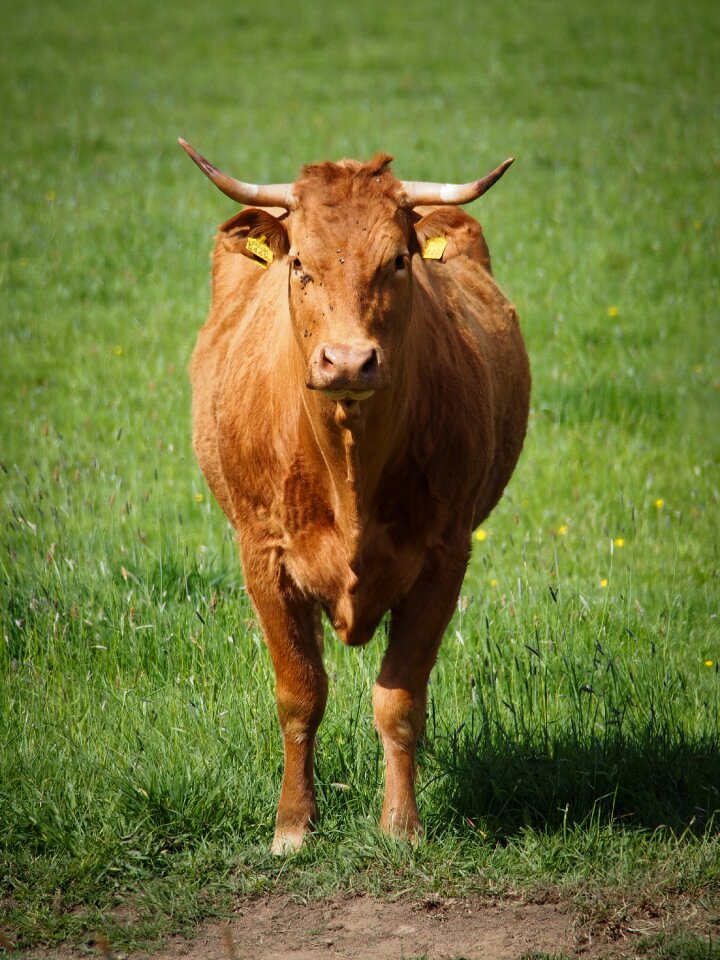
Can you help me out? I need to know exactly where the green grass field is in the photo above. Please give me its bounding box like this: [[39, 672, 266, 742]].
[[1, 0, 719, 955]]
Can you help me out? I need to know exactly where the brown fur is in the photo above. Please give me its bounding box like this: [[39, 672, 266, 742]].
[[189, 156, 531, 851]]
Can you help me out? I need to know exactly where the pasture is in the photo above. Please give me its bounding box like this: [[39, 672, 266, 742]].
[[1, 0, 718, 956]]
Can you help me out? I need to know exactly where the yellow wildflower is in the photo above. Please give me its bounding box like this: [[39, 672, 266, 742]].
[[490, 579, 498, 588], [194, 493, 204, 503], [704, 660, 714, 668], [558, 524, 568, 536], [475, 529, 487, 542], [614, 537, 625, 548], [607, 305, 619, 318], [654, 499, 664, 509], [600, 578, 608, 588]]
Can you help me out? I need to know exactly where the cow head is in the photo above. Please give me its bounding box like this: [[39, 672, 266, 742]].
[[180, 140, 512, 408]]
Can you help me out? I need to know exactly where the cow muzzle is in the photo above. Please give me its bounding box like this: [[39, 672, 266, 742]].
[[307, 343, 386, 400]]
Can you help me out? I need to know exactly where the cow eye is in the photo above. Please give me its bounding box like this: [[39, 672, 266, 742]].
[[394, 253, 408, 272], [292, 257, 314, 288]]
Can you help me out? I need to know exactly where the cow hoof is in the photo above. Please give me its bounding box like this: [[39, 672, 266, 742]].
[[381, 810, 423, 844], [271, 828, 307, 856]]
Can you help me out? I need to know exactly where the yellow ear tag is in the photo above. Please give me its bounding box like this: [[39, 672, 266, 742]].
[[246, 234, 274, 267], [422, 236, 447, 260]]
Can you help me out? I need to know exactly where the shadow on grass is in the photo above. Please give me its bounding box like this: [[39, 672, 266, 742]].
[[421, 723, 720, 839]]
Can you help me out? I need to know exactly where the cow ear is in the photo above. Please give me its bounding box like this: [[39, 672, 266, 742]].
[[412, 207, 492, 273], [219, 208, 290, 265]]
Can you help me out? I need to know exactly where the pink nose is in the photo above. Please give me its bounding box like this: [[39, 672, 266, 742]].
[[308, 343, 384, 392]]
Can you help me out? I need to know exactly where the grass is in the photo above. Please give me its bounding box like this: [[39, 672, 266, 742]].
[[519, 934, 720, 960], [1, 0, 719, 954]]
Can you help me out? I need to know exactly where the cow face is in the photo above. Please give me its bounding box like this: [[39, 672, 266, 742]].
[[218, 160, 416, 404], [187, 144, 513, 408], [286, 203, 413, 402]]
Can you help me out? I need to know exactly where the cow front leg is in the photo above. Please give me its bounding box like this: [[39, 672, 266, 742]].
[[273, 633, 327, 855], [372, 544, 468, 839], [242, 548, 327, 855], [372, 675, 427, 838]]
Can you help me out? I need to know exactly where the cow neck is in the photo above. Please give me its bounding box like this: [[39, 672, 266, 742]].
[[337, 422, 362, 560], [299, 384, 408, 562]]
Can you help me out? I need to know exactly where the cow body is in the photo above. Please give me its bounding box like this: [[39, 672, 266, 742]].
[[186, 150, 530, 852]]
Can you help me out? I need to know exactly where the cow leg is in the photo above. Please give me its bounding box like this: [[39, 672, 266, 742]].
[[242, 548, 327, 855], [372, 544, 468, 839]]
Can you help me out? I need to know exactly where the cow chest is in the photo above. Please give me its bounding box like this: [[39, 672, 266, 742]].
[[279, 452, 453, 646]]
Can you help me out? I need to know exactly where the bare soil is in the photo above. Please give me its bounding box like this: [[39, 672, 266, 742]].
[[162, 896, 573, 960], [22, 892, 718, 960]]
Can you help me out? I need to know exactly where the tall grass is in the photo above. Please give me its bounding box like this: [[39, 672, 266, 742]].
[[1, 0, 719, 951]]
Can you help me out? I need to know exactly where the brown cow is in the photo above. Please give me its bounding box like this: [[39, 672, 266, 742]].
[[181, 140, 531, 854]]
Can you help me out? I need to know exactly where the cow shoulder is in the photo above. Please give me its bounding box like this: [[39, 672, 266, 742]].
[[212, 288, 303, 528], [192, 216, 294, 528]]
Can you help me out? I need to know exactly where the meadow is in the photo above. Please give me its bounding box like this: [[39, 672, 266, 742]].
[[1, 0, 719, 956]]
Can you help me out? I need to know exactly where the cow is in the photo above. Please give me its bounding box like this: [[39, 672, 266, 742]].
[[180, 139, 531, 854]]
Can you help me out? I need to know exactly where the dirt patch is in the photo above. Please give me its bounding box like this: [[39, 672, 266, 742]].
[[144, 896, 576, 960], [18, 892, 717, 960]]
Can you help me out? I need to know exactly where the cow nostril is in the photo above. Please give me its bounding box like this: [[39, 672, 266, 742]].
[[313, 344, 382, 388], [361, 350, 378, 377]]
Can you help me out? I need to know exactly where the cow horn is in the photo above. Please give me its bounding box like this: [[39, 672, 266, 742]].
[[178, 139, 297, 209], [400, 157, 514, 207]]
